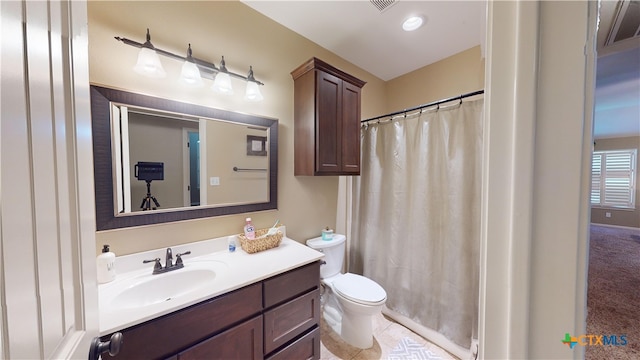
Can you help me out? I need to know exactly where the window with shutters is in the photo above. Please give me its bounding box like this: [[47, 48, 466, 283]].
[[591, 149, 637, 209]]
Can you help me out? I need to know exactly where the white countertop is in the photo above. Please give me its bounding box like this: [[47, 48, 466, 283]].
[[98, 228, 324, 335]]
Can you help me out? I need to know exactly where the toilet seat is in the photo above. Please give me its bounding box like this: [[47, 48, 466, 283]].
[[332, 273, 386, 306]]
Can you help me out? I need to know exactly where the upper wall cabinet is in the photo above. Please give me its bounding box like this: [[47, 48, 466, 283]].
[[291, 58, 366, 176]]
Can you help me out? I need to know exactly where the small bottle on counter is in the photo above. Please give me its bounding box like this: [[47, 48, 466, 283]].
[[97, 244, 116, 284], [228, 236, 237, 252], [244, 217, 256, 240]]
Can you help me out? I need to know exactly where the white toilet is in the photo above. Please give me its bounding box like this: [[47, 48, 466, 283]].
[[306, 234, 387, 349]]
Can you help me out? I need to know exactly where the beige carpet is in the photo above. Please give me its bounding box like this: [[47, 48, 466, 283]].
[[586, 224, 640, 360]]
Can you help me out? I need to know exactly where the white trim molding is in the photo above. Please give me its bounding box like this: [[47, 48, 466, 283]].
[[480, 1, 597, 358]]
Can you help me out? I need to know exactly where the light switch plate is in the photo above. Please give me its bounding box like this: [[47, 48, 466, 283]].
[[210, 177, 220, 186]]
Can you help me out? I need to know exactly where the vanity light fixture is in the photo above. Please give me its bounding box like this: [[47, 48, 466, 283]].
[[133, 29, 166, 78], [180, 44, 203, 86], [402, 15, 424, 31], [115, 28, 265, 101], [245, 66, 264, 102], [211, 56, 234, 95]]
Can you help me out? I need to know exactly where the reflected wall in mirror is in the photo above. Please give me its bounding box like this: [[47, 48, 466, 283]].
[[91, 85, 278, 230]]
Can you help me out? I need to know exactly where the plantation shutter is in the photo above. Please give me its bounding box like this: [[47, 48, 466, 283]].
[[591, 149, 636, 209], [591, 153, 602, 204]]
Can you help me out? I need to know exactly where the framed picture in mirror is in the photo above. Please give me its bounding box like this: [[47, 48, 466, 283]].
[[247, 135, 267, 156]]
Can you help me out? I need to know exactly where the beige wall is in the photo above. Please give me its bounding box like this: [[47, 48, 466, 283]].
[[88, 1, 484, 255], [205, 121, 269, 205], [128, 112, 196, 210], [386, 46, 485, 112], [591, 136, 640, 228]]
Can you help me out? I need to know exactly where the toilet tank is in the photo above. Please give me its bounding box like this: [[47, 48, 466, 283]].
[[306, 234, 346, 279]]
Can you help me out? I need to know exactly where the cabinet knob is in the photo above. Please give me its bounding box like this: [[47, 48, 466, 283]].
[[88, 332, 123, 360]]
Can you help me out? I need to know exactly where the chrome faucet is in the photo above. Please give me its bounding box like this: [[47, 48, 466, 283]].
[[165, 248, 173, 268], [143, 248, 191, 275]]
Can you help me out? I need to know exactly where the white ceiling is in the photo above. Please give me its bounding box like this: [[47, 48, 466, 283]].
[[244, 0, 639, 139], [243, 0, 485, 81]]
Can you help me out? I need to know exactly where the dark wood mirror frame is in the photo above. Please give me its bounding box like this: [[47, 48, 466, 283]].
[[90, 85, 278, 231]]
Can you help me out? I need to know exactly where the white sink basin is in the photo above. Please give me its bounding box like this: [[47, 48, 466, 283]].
[[101, 261, 228, 311]]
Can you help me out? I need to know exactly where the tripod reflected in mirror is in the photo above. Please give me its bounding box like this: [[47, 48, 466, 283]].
[[135, 161, 164, 211], [140, 180, 160, 210]]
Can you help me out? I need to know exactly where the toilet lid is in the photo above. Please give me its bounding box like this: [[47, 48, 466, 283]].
[[333, 273, 386, 305]]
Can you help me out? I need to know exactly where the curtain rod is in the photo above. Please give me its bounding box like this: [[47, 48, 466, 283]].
[[361, 89, 484, 123]]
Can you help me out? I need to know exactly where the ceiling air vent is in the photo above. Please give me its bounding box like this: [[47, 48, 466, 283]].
[[370, 0, 396, 13], [605, 0, 640, 46]]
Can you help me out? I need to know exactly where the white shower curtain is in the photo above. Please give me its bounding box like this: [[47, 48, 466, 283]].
[[349, 99, 483, 352]]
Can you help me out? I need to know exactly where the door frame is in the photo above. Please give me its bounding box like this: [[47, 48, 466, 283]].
[[478, 1, 597, 359], [0, 0, 100, 358]]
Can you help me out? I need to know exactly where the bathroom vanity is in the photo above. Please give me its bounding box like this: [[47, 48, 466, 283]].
[[98, 232, 323, 360]]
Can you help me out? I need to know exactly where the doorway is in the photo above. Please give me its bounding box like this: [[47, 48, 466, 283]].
[[586, 1, 640, 358]]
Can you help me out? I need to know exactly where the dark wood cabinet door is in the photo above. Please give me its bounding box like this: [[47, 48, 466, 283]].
[[263, 261, 319, 308], [264, 289, 320, 354], [341, 81, 361, 174], [176, 315, 263, 360], [266, 327, 320, 360], [315, 71, 362, 175], [316, 70, 342, 173]]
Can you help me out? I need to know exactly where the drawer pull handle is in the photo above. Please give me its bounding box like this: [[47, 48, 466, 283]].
[[88, 332, 123, 360]]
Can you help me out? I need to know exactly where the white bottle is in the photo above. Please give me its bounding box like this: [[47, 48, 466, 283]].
[[97, 244, 116, 284], [244, 217, 256, 240]]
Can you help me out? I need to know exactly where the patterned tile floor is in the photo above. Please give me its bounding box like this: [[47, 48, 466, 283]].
[[319, 312, 458, 360]]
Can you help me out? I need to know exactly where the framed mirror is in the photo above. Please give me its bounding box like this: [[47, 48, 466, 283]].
[[90, 85, 277, 230]]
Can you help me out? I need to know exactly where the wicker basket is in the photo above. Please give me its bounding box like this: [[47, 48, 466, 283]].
[[238, 228, 283, 254]]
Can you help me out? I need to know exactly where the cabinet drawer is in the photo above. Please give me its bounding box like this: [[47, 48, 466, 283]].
[[266, 326, 320, 360], [264, 289, 320, 354], [176, 315, 263, 360], [105, 283, 262, 360], [263, 261, 319, 308]]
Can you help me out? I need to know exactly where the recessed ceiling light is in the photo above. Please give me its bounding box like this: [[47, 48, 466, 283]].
[[402, 16, 424, 31]]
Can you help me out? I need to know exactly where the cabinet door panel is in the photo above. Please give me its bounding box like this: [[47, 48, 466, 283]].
[[177, 315, 263, 360], [341, 81, 361, 174], [266, 327, 320, 360], [316, 71, 341, 173], [264, 289, 320, 354], [263, 261, 319, 308]]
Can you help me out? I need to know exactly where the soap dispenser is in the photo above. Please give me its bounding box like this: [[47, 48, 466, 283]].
[[97, 244, 116, 284]]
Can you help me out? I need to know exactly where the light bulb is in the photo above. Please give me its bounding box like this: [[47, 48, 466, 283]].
[[402, 16, 424, 31], [179, 44, 203, 86], [212, 72, 233, 95], [245, 81, 263, 101], [133, 47, 166, 78], [180, 61, 203, 86]]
